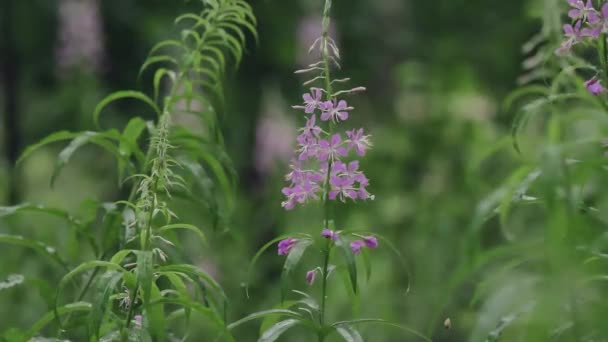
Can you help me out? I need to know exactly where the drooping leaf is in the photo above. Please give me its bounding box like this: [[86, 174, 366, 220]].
[[0, 234, 68, 270], [258, 319, 300, 342], [88, 271, 123, 339], [93, 91, 160, 128], [158, 223, 207, 245], [25, 302, 92, 340], [335, 235, 357, 294], [335, 324, 364, 342]]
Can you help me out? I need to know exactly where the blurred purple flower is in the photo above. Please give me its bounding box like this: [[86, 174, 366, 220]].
[[363, 236, 378, 249], [346, 128, 372, 156], [556, 21, 585, 55], [278, 238, 298, 255], [350, 240, 365, 255], [134, 315, 143, 329], [321, 228, 338, 240], [306, 269, 316, 285], [586, 78, 604, 95], [568, 0, 595, 20], [56, 0, 105, 73]]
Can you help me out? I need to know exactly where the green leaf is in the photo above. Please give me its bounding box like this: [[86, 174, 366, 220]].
[[158, 264, 226, 311], [153, 68, 176, 103], [147, 283, 167, 340], [139, 55, 179, 79], [120, 117, 147, 162], [332, 319, 431, 342], [50, 131, 117, 187], [258, 302, 298, 335], [109, 249, 135, 265], [0, 234, 68, 270], [148, 297, 233, 341], [88, 271, 122, 339], [258, 319, 300, 342], [228, 309, 302, 331], [335, 235, 357, 294], [93, 90, 160, 128], [158, 223, 207, 245], [55, 261, 126, 328], [136, 251, 154, 306], [281, 239, 313, 300], [25, 302, 92, 340], [335, 324, 364, 342], [246, 234, 311, 296]]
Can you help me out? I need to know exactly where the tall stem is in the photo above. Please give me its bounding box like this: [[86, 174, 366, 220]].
[[319, 1, 334, 341]]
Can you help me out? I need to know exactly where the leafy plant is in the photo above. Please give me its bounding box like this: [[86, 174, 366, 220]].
[[0, 0, 256, 340], [232, 1, 429, 341]]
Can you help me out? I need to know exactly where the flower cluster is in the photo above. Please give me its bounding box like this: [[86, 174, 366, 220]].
[[281, 87, 373, 209], [558, 0, 607, 55], [557, 0, 608, 95]]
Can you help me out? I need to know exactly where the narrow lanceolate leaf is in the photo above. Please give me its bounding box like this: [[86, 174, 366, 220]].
[[147, 283, 167, 340], [120, 117, 147, 162], [0, 234, 68, 270], [335, 324, 364, 342], [158, 223, 207, 245], [281, 239, 313, 301], [332, 319, 432, 342], [93, 90, 160, 128], [88, 271, 123, 339], [25, 302, 92, 340], [228, 309, 302, 330], [136, 251, 154, 306], [55, 261, 126, 328], [51, 132, 117, 187], [258, 319, 300, 342], [335, 235, 358, 294]]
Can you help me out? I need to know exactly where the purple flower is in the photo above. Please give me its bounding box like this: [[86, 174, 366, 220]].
[[350, 240, 365, 255], [356, 174, 373, 200], [363, 236, 378, 249], [300, 114, 322, 138], [346, 128, 372, 156], [281, 177, 321, 209], [320, 100, 351, 122], [588, 3, 608, 35], [321, 228, 338, 240], [134, 315, 143, 329], [329, 175, 358, 201], [296, 134, 318, 161], [556, 21, 585, 55], [318, 134, 348, 161], [278, 238, 298, 255], [306, 269, 316, 285], [302, 88, 323, 113], [568, 0, 595, 20], [586, 78, 604, 95]]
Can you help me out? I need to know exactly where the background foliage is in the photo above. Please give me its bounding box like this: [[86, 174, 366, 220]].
[[4, 0, 604, 341]]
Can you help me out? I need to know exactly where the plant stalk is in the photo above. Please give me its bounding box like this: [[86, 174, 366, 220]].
[[319, 1, 334, 341]]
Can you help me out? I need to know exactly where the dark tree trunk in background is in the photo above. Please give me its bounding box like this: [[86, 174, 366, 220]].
[[1, 0, 21, 204]]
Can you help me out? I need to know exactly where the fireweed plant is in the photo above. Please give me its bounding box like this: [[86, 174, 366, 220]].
[[443, 0, 608, 339], [0, 0, 256, 340], [229, 1, 429, 341]]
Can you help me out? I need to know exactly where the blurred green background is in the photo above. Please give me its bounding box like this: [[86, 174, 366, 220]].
[[1, 0, 591, 341]]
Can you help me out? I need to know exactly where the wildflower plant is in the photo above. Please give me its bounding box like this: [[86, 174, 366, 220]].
[[450, 0, 608, 339], [0, 0, 256, 340], [230, 1, 429, 341]]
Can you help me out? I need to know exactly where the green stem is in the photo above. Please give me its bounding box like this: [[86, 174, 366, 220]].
[[599, 34, 608, 80], [319, 1, 334, 341]]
